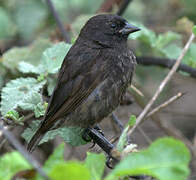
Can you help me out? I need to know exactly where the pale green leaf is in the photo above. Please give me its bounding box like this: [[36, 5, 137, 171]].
[[106, 137, 190, 180], [0, 77, 46, 116], [116, 126, 129, 152], [161, 44, 182, 59], [85, 152, 106, 180], [3, 38, 51, 74], [22, 120, 87, 146], [40, 42, 71, 74], [0, 7, 17, 39]]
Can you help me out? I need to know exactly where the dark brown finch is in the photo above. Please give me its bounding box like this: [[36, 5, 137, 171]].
[[27, 14, 140, 152]]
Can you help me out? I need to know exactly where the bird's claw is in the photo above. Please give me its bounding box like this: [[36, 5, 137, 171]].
[[94, 125, 105, 137], [82, 128, 92, 142]]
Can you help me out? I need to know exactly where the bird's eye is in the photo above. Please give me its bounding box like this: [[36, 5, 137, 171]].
[[111, 23, 116, 28]]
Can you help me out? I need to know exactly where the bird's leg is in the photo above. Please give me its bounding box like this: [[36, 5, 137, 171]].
[[93, 125, 105, 137]]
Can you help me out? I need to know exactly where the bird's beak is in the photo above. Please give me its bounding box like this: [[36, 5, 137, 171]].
[[119, 22, 141, 35]]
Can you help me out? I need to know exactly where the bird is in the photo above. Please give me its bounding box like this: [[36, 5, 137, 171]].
[[27, 14, 140, 152]]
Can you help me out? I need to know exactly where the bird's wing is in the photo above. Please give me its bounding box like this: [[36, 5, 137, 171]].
[[39, 45, 106, 131]]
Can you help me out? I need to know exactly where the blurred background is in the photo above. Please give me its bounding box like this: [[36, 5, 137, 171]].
[[0, 0, 196, 179]]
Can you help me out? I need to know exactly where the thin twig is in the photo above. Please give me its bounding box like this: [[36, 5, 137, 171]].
[[46, 0, 70, 43], [136, 56, 196, 78], [117, 0, 133, 16], [132, 89, 196, 156], [128, 33, 195, 136], [0, 121, 50, 180], [130, 85, 144, 97], [146, 92, 184, 118]]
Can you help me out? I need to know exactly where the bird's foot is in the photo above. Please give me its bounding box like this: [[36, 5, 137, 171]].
[[93, 125, 105, 137], [82, 128, 92, 142], [83, 125, 105, 149]]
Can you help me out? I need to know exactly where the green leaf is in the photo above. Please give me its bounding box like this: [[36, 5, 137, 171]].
[[49, 162, 91, 180], [18, 61, 44, 74], [34, 102, 46, 118], [154, 31, 181, 50], [192, 25, 196, 35], [116, 126, 129, 152], [22, 120, 87, 146], [0, 151, 31, 180], [3, 38, 51, 74], [128, 115, 136, 127], [85, 152, 106, 180], [0, 77, 46, 116], [44, 143, 65, 173], [161, 44, 182, 59], [183, 43, 196, 68], [18, 42, 71, 75], [47, 76, 57, 96], [129, 22, 156, 46], [106, 137, 190, 180], [40, 42, 71, 74], [116, 115, 136, 152], [0, 7, 17, 39], [4, 110, 24, 125]]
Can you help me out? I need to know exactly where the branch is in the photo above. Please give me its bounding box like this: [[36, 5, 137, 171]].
[[128, 33, 195, 136], [146, 92, 184, 118], [137, 56, 196, 78], [0, 119, 50, 180], [45, 0, 70, 43], [117, 0, 133, 16], [132, 90, 196, 156]]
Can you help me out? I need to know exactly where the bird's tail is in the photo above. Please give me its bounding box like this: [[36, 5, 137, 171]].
[[27, 130, 45, 153]]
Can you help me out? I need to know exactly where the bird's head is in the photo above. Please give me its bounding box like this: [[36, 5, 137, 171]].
[[79, 14, 140, 47]]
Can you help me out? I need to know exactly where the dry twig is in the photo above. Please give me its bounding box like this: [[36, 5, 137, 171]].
[[128, 33, 195, 137], [46, 0, 70, 43], [0, 120, 50, 180], [132, 90, 196, 156], [146, 92, 184, 118]]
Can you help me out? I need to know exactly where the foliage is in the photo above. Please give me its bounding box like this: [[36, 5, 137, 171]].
[[0, 1, 195, 179], [0, 138, 190, 180]]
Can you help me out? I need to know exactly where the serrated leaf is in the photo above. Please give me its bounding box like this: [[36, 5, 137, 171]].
[[18, 61, 44, 74], [34, 102, 46, 118], [106, 137, 190, 180], [3, 38, 51, 74], [18, 42, 71, 75], [4, 110, 19, 121], [40, 42, 71, 74], [47, 76, 57, 96], [44, 143, 65, 173], [49, 162, 91, 180], [0, 151, 31, 180], [0, 77, 46, 116], [22, 120, 87, 146], [85, 152, 106, 180]]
